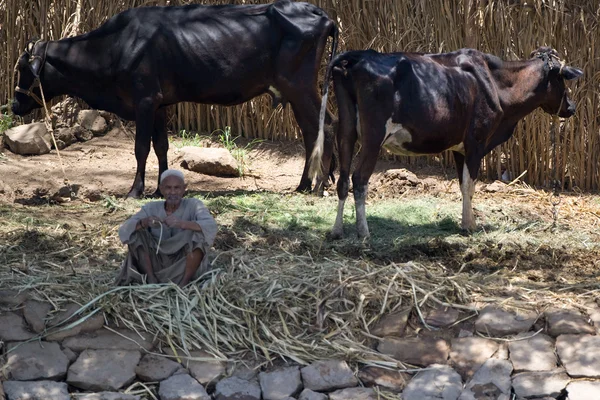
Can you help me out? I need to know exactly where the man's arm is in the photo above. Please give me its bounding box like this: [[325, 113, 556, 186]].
[[119, 203, 161, 244]]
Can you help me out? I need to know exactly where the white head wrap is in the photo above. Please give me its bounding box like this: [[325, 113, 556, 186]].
[[160, 169, 185, 184]]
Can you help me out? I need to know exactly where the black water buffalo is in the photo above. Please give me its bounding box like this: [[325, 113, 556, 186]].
[[12, 0, 338, 197], [309, 47, 583, 238]]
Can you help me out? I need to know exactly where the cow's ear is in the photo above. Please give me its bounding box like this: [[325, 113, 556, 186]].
[[562, 66, 583, 81], [30, 57, 42, 77]]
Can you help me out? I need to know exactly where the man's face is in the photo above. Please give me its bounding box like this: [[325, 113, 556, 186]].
[[160, 175, 186, 207]]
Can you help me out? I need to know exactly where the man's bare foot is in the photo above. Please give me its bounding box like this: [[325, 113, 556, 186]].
[[178, 277, 191, 288]]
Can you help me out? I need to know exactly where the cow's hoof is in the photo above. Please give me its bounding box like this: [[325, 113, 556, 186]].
[[150, 190, 163, 198], [357, 233, 370, 241], [330, 229, 344, 240], [295, 183, 312, 194], [126, 190, 142, 199], [461, 223, 477, 232]]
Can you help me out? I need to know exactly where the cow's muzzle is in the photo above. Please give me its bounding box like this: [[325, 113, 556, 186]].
[[558, 99, 576, 118], [14, 77, 45, 108]]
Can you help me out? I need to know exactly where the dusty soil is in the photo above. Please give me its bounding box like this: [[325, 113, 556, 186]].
[[0, 125, 451, 203]]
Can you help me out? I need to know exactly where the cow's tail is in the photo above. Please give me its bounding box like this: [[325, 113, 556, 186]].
[[308, 23, 339, 182]]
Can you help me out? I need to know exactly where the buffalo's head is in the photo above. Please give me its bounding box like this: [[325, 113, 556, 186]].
[[532, 47, 583, 118], [12, 40, 47, 116]]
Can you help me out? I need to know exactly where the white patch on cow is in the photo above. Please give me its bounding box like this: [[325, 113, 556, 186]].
[[382, 118, 421, 156], [268, 86, 281, 98], [331, 199, 346, 239], [461, 162, 476, 231], [448, 142, 465, 155], [355, 194, 370, 239]]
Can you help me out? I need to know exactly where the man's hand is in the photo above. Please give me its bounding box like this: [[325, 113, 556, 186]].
[[139, 216, 162, 229], [164, 214, 185, 229]]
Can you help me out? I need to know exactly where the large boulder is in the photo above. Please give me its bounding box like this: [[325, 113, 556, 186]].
[[179, 146, 240, 177], [3, 122, 52, 155]]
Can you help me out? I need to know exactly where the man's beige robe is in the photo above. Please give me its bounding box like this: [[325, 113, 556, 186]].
[[116, 198, 218, 285]]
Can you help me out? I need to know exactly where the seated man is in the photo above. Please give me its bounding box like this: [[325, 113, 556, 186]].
[[116, 169, 217, 287]]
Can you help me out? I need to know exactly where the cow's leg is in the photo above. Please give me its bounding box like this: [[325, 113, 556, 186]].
[[278, 39, 334, 194], [288, 89, 333, 194], [331, 82, 357, 239], [127, 72, 162, 198], [151, 108, 169, 197], [454, 151, 480, 231], [127, 108, 154, 198], [351, 116, 387, 240], [313, 121, 336, 195]]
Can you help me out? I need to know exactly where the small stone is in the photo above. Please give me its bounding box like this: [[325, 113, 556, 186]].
[[509, 333, 557, 372], [494, 342, 509, 360], [512, 369, 569, 398], [6, 341, 69, 381], [23, 300, 52, 333], [566, 380, 600, 400], [182, 350, 226, 388], [556, 334, 600, 377], [0, 312, 35, 341], [3, 381, 69, 400], [450, 337, 499, 379], [77, 110, 108, 136], [358, 366, 410, 392], [79, 393, 141, 400], [474, 306, 536, 337], [54, 127, 78, 148], [259, 366, 303, 400], [328, 387, 378, 400], [459, 359, 513, 399], [62, 328, 154, 351], [402, 364, 463, 400], [228, 361, 260, 381], [546, 309, 596, 337], [135, 354, 181, 382], [371, 308, 411, 337], [301, 360, 358, 391], [298, 388, 328, 400], [378, 336, 449, 366], [159, 374, 210, 400], [425, 306, 460, 328], [62, 346, 78, 362], [75, 127, 94, 141], [214, 376, 261, 400], [67, 349, 141, 391], [0, 290, 29, 306]]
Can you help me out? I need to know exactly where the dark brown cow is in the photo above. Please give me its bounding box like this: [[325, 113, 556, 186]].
[[12, 0, 338, 198], [309, 47, 583, 238]]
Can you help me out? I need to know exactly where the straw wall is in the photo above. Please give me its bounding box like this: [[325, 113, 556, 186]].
[[1, 0, 598, 189]]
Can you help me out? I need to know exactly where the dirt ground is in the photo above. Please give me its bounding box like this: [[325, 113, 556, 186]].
[[0, 125, 454, 203]]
